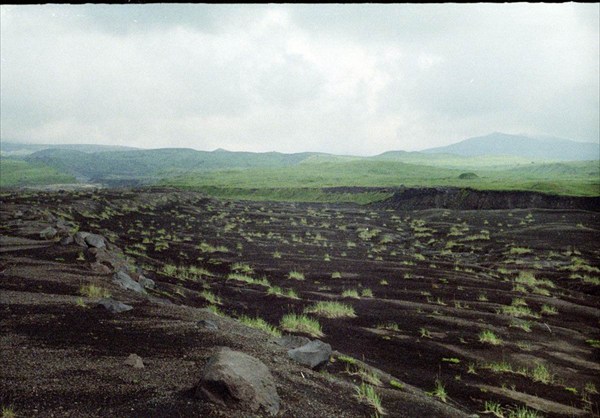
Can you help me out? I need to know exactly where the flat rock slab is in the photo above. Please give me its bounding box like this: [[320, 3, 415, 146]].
[[197, 347, 280, 416], [287, 340, 332, 369], [97, 298, 133, 314]]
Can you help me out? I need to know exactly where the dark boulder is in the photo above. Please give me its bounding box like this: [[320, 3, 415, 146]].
[[287, 339, 332, 369], [196, 347, 280, 416]]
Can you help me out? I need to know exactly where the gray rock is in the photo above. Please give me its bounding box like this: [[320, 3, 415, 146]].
[[113, 271, 145, 294], [197, 347, 280, 416], [124, 353, 144, 369], [39, 226, 58, 240], [138, 275, 155, 289], [84, 233, 106, 249], [198, 319, 218, 331], [276, 335, 311, 349], [74, 231, 91, 247], [287, 340, 332, 369], [97, 298, 133, 314]]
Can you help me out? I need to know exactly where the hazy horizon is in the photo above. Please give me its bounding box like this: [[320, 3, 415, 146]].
[[1, 4, 598, 156]]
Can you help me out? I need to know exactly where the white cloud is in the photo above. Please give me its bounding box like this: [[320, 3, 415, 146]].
[[1, 4, 598, 155]]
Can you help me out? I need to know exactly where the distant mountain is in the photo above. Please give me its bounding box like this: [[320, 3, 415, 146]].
[[421, 133, 599, 161]]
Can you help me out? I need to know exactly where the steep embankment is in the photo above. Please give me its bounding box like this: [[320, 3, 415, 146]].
[[372, 187, 600, 211]]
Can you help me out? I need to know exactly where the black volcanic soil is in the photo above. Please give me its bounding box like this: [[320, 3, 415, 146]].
[[1, 187, 599, 418]]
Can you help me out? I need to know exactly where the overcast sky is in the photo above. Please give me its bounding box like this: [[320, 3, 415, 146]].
[[1, 4, 598, 155]]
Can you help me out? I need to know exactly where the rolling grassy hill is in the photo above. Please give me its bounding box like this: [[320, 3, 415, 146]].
[[0, 158, 76, 188], [2, 134, 598, 199]]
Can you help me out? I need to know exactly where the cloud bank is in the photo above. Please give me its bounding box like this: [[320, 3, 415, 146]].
[[1, 4, 598, 155]]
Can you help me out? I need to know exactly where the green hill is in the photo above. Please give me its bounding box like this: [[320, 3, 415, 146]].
[[0, 158, 76, 188]]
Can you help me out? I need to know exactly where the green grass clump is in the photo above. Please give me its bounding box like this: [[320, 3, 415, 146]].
[[355, 383, 385, 415], [304, 301, 356, 318], [1, 405, 16, 418], [288, 270, 305, 280], [79, 284, 111, 299], [267, 286, 299, 299], [430, 379, 447, 403], [280, 314, 323, 337], [540, 304, 558, 315], [483, 400, 504, 417], [479, 329, 503, 345], [239, 315, 281, 337], [341, 289, 360, 299], [200, 290, 221, 305], [531, 363, 553, 384], [508, 406, 541, 418]]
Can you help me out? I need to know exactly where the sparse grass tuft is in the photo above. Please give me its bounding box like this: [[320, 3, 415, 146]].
[[507, 406, 541, 418], [483, 400, 504, 418], [355, 383, 385, 415], [288, 270, 305, 280], [239, 315, 281, 337], [267, 286, 299, 299], [79, 284, 111, 299], [1, 406, 16, 418], [280, 313, 323, 337], [479, 329, 503, 345], [342, 289, 360, 299], [200, 290, 222, 305], [531, 363, 553, 384], [304, 301, 356, 318], [430, 379, 447, 403]]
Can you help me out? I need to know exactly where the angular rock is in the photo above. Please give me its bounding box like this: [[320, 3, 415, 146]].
[[276, 335, 311, 350], [97, 298, 133, 314], [287, 340, 332, 369], [197, 347, 280, 416], [74, 231, 91, 247], [39, 226, 58, 240], [124, 353, 144, 369], [84, 233, 106, 249], [138, 275, 155, 289], [113, 271, 145, 294]]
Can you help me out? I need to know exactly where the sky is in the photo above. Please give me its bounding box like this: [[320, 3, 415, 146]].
[[1, 4, 598, 156]]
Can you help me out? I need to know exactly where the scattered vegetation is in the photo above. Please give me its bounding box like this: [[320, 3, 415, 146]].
[[280, 314, 323, 337], [304, 301, 356, 318], [79, 284, 111, 299]]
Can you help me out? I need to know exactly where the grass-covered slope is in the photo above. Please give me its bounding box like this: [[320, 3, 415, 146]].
[[0, 158, 76, 188], [162, 159, 600, 198]]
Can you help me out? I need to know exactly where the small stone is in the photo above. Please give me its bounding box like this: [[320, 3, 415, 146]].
[[124, 353, 144, 369]]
